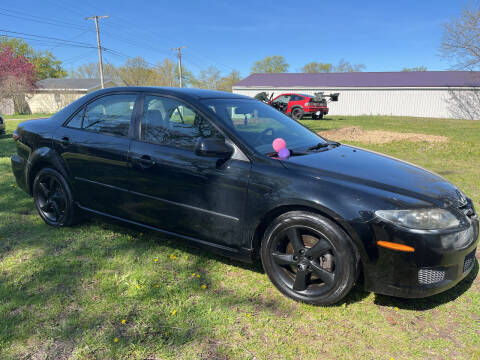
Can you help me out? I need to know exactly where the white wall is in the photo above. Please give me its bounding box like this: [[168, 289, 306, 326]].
[[27, 91, 85, 114], [232, 86, 476, 119]]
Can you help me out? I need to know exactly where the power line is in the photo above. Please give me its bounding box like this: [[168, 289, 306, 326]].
[[0, 7, 92, 32], [0, 29, 96, 48], [85, 15, 109, 89]]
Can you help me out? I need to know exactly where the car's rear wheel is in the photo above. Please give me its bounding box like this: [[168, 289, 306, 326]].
[[291, 108, 304, 120], [261, 211, 358, 305], [33, 168, 79, 227]]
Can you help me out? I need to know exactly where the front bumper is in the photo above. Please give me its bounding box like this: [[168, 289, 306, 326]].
[[364, 207, 479, 298]]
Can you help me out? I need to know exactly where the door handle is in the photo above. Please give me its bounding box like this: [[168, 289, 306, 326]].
[[60, 136, 70, 146], [134, 155, 156, 168]]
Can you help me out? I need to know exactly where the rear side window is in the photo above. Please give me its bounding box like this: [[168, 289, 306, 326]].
[[290, 95, 304, 101], [66, 94, 137, 137]]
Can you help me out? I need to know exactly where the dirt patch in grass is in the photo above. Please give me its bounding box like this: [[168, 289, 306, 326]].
[[319, 126, 449, 144]]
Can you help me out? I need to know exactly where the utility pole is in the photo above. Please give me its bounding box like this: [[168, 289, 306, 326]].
[[172, 46, 186, 87], [86, 15, 109, 89]]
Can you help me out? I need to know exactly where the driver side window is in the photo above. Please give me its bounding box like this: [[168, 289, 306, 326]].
[[141, 95, 223, 150]]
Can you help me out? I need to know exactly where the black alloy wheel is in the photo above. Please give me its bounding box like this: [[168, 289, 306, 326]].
[[33, 168, 78, 227], [261, 211, 357, 305], [291, 108, 304, 120]]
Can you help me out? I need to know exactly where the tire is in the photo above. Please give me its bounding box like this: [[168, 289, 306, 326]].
[[291, 107, 304, 120], [33, 167, 80, 227], [319, 113, 324, 119], [260, 211, 358, 305]]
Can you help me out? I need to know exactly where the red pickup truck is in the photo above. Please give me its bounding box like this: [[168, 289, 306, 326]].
[[269, 93, 329, 120]]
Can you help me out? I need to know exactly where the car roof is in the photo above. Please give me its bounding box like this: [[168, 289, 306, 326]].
[[276, 93, 312, 97], [93, 86, 252, 101]]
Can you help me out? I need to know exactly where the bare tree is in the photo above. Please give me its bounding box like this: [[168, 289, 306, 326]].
[[334, 59, 365, 72], [73, 62, 99, 79], [402, 66, 428, 72], [441, 3, 480, 70], [441, 3, 480, 119], [446, 87, 480, 120]]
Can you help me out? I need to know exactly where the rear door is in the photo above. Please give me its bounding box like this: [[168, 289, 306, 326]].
[[52, 92, 140, 217], [127, 94, 251, 248]]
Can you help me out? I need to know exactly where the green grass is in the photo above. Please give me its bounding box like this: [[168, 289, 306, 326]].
[[3, 113, 53, 120], [0, 115, 479, 359]]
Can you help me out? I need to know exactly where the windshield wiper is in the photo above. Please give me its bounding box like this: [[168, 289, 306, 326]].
[[307, 141, 340, 151], [307, 142, 329, 151]]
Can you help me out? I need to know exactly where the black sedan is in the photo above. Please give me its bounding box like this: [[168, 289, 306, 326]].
[[11, 87, 479, 305]]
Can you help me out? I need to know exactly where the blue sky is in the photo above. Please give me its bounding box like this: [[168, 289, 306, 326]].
[[1, 0, 471, 77]]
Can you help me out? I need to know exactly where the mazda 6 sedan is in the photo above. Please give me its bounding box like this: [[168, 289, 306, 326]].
[[11, 87, 479, 305]]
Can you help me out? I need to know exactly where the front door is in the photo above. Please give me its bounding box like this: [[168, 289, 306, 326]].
[[128, 94, 251, 248], [52, 93, 139, 217]]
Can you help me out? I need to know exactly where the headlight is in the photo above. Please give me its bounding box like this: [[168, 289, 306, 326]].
[[375, 209, 459, 230]]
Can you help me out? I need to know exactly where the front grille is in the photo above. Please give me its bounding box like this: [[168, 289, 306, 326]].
[[418, 268, 445, 285], [463, 249, 476, 273]]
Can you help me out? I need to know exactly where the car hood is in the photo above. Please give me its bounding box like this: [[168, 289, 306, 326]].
[[284, 145, 461, 207]]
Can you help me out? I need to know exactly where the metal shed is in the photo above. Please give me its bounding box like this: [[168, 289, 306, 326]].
[[232, 71, 480, 119]]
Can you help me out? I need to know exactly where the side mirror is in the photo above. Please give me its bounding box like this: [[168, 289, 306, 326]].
[[195, 138, 234, 158]]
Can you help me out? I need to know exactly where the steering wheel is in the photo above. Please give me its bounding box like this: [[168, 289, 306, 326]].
[[254, 127, 275, 145]]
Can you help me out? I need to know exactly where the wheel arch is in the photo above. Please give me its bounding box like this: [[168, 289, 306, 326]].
[[27, 147, 71, 196], [250, 204, 363, 267]]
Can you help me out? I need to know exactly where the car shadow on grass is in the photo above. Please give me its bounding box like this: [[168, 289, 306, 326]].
[[93, 217, 373, 308], [373, 260, 478, 311]]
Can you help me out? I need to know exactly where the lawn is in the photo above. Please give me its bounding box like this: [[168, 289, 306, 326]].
[[0, 115, 479, 359]]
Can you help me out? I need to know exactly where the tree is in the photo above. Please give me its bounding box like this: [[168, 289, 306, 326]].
[[192, 66, 222, 89], [441, 4, 480, 70], [402, 66, 428, 72], [153, 58, 179, 86], [152, 58, 195, 87], [441, 4, 480, 119], [73, 62, 99, 79], [217, 70, 241, 92], [0, 36, 67, 79], [0, 46, 36, 113], [334, 59, 366, 72], [251, 56, 289, 73], [302, 62, 333, 73], [116, 57, 155, 86]]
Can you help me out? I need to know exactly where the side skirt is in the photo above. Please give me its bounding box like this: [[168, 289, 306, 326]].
[[76, 203, 254, 263]]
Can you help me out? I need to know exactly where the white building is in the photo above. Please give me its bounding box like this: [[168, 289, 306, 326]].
[[27, 78, 117, 114], [232, 71, 480, 119]]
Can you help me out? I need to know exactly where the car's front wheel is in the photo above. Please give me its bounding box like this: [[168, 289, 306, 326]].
[[33, 167, 79, 227], [261, 211, 358, 305]]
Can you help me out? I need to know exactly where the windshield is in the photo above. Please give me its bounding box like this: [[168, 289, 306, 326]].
[[201, 99, 325, 154]]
